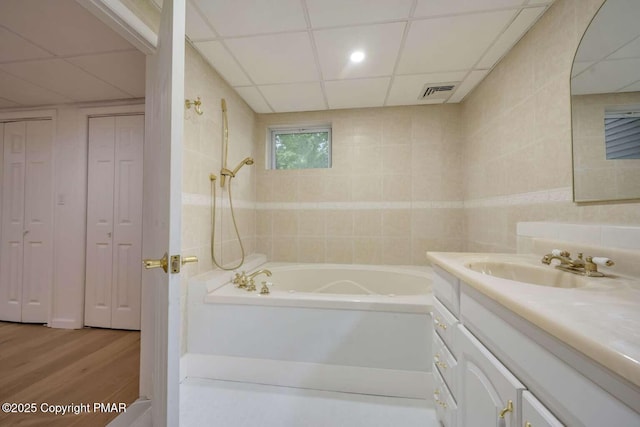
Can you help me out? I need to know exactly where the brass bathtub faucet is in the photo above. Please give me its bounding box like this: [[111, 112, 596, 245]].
[[233, 269, 272, 292]]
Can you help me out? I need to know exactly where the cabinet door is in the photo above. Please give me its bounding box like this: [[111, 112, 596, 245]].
[[522, 391, 564, 427], [458, 324, 525, 427]]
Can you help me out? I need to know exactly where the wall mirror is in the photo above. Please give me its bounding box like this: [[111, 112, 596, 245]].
[[571, 0, 640, 202]]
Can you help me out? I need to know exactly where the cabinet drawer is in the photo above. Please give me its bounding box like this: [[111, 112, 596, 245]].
[[433, 266, 459, 316], [433, 332, 457, 397], [433, 298, 458, 355], [433, 363, 457, 427], [522, 391, 564, 427]]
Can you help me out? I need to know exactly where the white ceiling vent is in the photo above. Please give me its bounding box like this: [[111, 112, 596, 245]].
[[418, 82, 458, 100]]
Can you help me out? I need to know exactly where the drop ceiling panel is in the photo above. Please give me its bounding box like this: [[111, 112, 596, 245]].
[[571, 61, 595, 78], [235, 86, 272, 113], [193, 0, 306, 37], [622, 80, 640, 92], [325, 78, 390, 109], [571, 58, 640, 95], [66, 51, 146, 97], [387, 72, 468, 106], [398, 10, 516, 74], [0, 26, 53, 63], [0, 0, 555, 111], [609, 36, 640, 60], [413, 0, 526, 17], [0, 59, 130, 102], [226, 33, 318, 85], [476, 6, 546, 69], [194, 41, 252, 86], [0, 97, 20, 108], [260, 83, 326, 112], [0, 69, 72, 105], [305, 0, 413, 28], [0, 0, 134, 56], [186, 1, 217, 41], [448, 70, 490, 102], [574, 0, 640, 62], [314, 23, 405, 80]]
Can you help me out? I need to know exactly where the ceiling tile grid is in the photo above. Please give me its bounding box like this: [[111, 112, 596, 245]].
[[0, 0, 556, 111], [0, 0, 145, 108], [188, 0, 555, 113]]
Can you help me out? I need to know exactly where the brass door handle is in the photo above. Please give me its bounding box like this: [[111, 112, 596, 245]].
[[143, 253, 168, 273], [181, 256, 198, 266]]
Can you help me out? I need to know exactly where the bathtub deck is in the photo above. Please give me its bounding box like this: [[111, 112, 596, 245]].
[[180, 378, 437, 427]]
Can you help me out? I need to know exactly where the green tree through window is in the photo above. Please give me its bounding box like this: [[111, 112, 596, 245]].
[[272, 127, 331, 169]]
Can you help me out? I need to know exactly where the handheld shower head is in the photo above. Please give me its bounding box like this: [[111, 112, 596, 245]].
[[231, 157, 255, 176]]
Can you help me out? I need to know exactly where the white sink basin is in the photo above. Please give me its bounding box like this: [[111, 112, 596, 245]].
[[465, 261, 588, 288]]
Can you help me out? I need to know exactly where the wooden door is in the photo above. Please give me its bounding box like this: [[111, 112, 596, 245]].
[[85, 115, 143, 330], [85, 116, 116, 327], [0, 121, 24, 322], [0, 120, 52, 323], [111, 115, 144, 330], [21, 120, 53, 323], [139, 0, 186, 424]]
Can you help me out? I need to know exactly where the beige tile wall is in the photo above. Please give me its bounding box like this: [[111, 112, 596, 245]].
[[462, 0, 640, 253], [177, 0, 640, 355], [255, 105, 465, 265], [181, 43, 256, 352]]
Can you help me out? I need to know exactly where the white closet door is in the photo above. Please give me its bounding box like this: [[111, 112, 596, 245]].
[[0, 122, 26, 322], [85, 115, 143, 330], [0, 124, 3, 267], [85, 116, 116, 328], [111, 115, 143, 330], [0, 120, 52, 323], [21, 120, 53, 322]]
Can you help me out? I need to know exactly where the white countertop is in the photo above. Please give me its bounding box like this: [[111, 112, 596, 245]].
[[427, 252, 640, 389]]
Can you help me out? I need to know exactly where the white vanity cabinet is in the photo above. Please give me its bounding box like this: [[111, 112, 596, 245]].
[[522, 391, 563, 427], [431, 265, 640, 427], [457, 324, 524, 427], [431, 266, 460, 426]]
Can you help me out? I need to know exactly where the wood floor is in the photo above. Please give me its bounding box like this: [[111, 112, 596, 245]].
[[0, 322, 140, 427]]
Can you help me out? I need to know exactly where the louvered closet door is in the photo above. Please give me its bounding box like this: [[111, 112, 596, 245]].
[[0, 120, 53, 323], [85, 115, 143, 330]]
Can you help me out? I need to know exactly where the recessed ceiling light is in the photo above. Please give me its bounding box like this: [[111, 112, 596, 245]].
[[350, 50, 365, 63]]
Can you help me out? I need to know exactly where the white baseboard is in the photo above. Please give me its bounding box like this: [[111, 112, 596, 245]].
[[181, 353, 431, 399], [48, 318, 82, 329], [106, 398, 151, 427]]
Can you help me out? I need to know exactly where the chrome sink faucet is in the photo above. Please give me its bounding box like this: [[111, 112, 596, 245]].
[[541, 249, 614, 277]]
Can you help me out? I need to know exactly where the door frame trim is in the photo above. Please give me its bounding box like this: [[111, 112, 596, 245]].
[[77, 0, 158, 55]]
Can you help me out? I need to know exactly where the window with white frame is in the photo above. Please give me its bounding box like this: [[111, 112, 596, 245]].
[[269, 125, 331, 169]]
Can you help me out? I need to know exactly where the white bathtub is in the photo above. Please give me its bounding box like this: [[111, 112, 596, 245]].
[[204, 262, 433, 313], [185, 255, 434, 399]]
